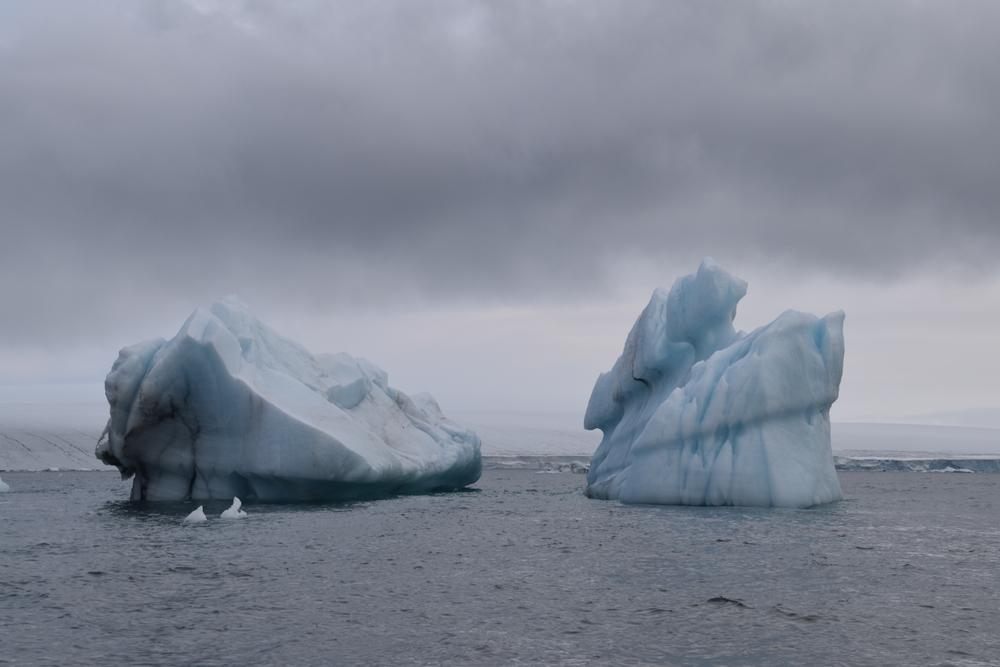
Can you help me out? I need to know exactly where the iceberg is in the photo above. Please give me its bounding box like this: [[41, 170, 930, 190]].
[[96, 298, 481, 501], [584, 259, 844, 508], [0, 475, 9, 493]]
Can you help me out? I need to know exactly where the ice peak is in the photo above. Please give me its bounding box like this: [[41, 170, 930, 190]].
[[218, 294, 250, 311], [665, 257, 746, 359]]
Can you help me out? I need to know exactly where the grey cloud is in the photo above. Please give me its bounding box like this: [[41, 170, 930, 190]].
[[2, 0, 1000, 348]]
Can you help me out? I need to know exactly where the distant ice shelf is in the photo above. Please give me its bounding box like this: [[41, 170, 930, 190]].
[[483, 455, 592, 474], [833, 456, 1000, 473], [483, 454, 1000, 475], [453, 411, 600, 457], [3, 422, 1000, 475], [95, 297, 481, 501], [0, 429, 103, 471], [585, 259, 845, 508], [4, 395, 997, 473]]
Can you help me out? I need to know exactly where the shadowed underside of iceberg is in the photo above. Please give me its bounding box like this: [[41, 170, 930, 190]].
[[96, 298, 481, 501], [584, 259, 844, 508]]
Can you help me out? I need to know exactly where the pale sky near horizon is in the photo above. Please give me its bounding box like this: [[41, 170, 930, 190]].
[[2, 1, 999, 425]]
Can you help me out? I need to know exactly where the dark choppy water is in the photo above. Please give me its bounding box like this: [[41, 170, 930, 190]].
[[1, 470, 998, 666]]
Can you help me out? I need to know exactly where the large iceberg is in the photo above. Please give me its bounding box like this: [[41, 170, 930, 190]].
[[584, 259, 844, 508], [96, 298, 481, 501]]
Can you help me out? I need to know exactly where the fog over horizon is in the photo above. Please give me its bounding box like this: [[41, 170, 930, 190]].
[[3, 1, 1000, 426]]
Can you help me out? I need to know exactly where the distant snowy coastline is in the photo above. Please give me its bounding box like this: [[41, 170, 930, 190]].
[[833, 456, 1000, 473], [0, 427, 105, 471], [481, 454, 1000, 475]]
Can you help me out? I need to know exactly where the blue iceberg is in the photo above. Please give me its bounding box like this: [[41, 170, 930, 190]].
[[97, 298, 481, 501], [584, 259, 844, 508]]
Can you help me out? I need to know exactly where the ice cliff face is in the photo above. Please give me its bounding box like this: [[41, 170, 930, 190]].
[[585, 260, 844, 508], [96, 298, 481, 501]]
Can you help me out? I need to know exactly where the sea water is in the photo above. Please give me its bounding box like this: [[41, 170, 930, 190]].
[[1, 470, 997, 666]]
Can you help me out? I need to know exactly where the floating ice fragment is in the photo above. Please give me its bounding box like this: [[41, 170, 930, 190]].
[[184, 506, 207, 523], [220, 497, 247, 519]]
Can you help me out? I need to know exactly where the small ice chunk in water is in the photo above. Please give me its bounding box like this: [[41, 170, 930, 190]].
[[184, 506, 207, 523], [0, 475, 9, 493], [220, 497, 247, 519]]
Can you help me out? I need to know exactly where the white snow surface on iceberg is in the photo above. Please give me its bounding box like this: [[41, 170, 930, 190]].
[[585, 259, 844, 508], [96, 298, 481, 501]]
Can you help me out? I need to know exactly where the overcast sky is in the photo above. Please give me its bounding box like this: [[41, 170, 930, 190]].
[[2, 1, 999, 425]]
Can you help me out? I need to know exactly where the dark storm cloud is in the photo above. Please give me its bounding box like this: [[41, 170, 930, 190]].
[[3, 0, 1000, 345]]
